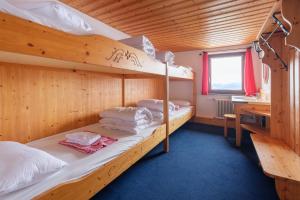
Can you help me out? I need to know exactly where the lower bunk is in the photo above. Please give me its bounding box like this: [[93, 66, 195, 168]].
[[3, 123, 165, 200], [2, 106, 194, 200], [169, 106, 195, 134]]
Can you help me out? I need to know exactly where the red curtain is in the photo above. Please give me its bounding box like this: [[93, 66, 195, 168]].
[[201, 52, 209, 95], [244, 48, 257, 96]]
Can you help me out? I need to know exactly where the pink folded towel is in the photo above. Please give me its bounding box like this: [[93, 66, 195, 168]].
[[59, 134, 117, 154]]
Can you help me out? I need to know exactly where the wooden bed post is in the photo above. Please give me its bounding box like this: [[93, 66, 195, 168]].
[[122, 74, 125, 107], [163, 62, 170, 153], [192, 72, 197, 111]]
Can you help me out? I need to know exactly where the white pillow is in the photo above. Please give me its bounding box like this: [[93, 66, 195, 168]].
[[171, 100, 191, 107], [0, 141, 67, 195]]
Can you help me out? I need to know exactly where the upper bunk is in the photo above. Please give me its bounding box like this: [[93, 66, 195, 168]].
[[0, 12, 165, 76], [168, 65, 194, 80], [0, 12, 194, 80]]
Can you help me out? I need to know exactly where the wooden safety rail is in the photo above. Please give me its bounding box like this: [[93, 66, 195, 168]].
[[0, 12, 165, 76]]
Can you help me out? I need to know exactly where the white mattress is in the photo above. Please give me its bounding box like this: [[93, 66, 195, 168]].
[[2, 108, 192, 200], [2, 123, 161, 200], [169, 65, 193, 72], [170, 106, 193, 121], [0, 0, 93, 35]]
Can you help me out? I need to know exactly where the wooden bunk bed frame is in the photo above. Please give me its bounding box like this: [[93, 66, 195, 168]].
[[169, 73, 196, 135], [0, 12, 196, 199]]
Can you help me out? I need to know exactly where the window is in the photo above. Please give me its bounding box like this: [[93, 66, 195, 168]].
[[209, 53, 245, 94]]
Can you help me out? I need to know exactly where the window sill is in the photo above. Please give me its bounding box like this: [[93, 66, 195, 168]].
[[208, 92, 245, 95]]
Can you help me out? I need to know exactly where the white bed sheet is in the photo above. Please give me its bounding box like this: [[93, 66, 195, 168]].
[[2, 108, 192, 199], [169, 65, 193, 73], [1, 122, 161, 200], [170, 106, 193, 121]]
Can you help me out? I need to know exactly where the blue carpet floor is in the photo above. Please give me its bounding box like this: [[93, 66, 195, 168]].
[[92, 123, 278, 200]]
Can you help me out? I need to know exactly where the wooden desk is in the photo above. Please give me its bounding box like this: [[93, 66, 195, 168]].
[[232, 99, 270, 147]]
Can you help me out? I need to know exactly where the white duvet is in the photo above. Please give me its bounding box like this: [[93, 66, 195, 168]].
[[0, 0, 92, 35], [137, 99, 176, 112], [100, 107, 153, 122], [99, 118, 151, 126]]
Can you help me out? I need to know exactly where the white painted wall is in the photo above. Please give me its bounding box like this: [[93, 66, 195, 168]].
[[170, 45, 265, 118]]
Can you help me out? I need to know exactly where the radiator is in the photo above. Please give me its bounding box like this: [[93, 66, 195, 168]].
[[215, 99, 234, 118]]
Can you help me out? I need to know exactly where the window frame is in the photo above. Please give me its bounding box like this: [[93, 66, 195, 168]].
[[208, 52, 245, 95]]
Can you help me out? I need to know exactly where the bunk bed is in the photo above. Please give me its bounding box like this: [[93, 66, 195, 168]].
[[168, 70, 196, 135], [0, 12, 195, 199]]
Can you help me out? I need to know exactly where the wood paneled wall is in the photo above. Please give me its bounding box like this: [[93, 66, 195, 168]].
[[0, 62, 163, 143], [262, 34, 300, 155], [287, 48, 300, 154], [125, 79, 163, 106]]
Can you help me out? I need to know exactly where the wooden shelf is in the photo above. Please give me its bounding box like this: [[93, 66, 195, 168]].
[[251, 133, 300, 182], [240, 123, 270, 135], [241, 108, 271, 117]]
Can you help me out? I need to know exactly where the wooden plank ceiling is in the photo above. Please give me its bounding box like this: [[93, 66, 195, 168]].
[[61, 0, 277, 51]]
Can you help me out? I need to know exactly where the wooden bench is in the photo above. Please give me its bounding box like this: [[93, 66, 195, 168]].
[[241, 123, 270, 135], [241, 108, 271, 117], [251, 133, 300, 200]]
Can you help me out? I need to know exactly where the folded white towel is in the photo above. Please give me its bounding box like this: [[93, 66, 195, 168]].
[[100, 107, 153, 122], [65, 132, 101, 146], [137, 99, 176, 112], [150, 110, 164, 120], [99, 118, 151, 127]]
